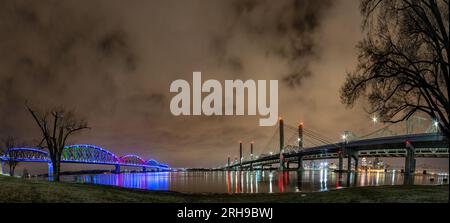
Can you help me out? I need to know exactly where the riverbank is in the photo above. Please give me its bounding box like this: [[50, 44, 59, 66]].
[[0, 175, 447, 203]]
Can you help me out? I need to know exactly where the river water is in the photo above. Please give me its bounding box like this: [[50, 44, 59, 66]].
[[59, 170, 449, 193]]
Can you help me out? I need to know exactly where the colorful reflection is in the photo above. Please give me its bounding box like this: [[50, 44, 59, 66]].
[[60, 170, 449, 193], [66, 172, 170, 191]]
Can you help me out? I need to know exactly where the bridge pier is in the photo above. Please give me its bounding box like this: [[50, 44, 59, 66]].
[[114, 164, 121, 174], [279, 118, 285, 171], [347, 155, 352, 172], [142, 167, 147, 172], [239, 142, 243, 170], [354, 155, 359, 172], [404, 141, 416, 175], [48, 162, 53, 177], [297, 122, 304, 171], [297, 156, 304, 171], [338, 150, 344, 171], [346, 150, 358, 172], [250, 142, 254, 171]]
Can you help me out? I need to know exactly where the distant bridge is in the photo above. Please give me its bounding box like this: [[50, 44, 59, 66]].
[[220, 117, 448, 174], [0, 144, 170, 175]]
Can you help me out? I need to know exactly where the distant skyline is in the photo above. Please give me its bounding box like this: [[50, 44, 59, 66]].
[[0, 0, 447, 170]]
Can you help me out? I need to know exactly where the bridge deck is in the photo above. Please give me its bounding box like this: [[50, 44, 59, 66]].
[[226, 133, 448, 168]]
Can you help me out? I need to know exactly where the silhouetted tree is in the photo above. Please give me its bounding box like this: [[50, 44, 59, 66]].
[[340, 0, 449, 136], [26, 104, 89, 181], [1, 136, 22, 176]]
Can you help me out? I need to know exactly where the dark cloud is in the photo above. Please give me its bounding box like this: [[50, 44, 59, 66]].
[[1, 0, 431, 171], [214, 0, 333, 87], [0, 0, 138, 128]]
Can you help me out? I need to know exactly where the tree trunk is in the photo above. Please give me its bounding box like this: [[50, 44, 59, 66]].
[[52, 160, 61, 182], [9, 164, 15, 177]]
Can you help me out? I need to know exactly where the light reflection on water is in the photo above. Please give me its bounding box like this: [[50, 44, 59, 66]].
[[60, 170, 448, 193]]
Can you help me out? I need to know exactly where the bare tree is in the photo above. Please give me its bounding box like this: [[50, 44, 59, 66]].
[[2, 136, 22, 176], [340, 0, 449, 136], [26, 104, 89, 181]]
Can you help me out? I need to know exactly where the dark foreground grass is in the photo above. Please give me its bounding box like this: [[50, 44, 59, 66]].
[[0, 175, 448, 203]]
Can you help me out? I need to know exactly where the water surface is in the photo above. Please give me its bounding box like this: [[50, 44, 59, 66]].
[[59, 170, 448, 193]]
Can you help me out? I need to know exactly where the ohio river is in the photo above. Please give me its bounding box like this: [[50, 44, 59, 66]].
[[59, 170, 449, 193]]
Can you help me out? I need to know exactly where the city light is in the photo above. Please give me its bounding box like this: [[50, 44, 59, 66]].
[[434, 120, 439, 127], [371, 116, 378, 123]]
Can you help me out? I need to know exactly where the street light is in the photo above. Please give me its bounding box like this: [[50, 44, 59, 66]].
[[372, 116, 378, 123], [433, 120, 439, 127]]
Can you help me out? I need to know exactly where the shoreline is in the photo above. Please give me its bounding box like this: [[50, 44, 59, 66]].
[[0, 175, 448, 203]]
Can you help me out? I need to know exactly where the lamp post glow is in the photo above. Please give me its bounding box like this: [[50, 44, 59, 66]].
[[372, 116, 378, 124], [433, 120, 440, 133], [341, 131, 350, 144]]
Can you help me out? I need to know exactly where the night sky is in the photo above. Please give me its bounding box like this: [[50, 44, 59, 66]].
[[0, 0, 447, 170]]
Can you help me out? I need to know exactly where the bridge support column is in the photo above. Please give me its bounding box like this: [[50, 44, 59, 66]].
[[142, 167, 147, 172], [250, 142, 254, 171], [239, 142, 243, 170], [353, 155, 359, 172], [48, 162, 53, 177], [338, 151, 344, 172], [279, 118, 285, 171], [347, 155, 352, 172], [404, 141, 416, 176], [297, 156, 304, 171], [346, 150, 358, 172], [286, 161, 290, 169], [114, 164, 121, 174]]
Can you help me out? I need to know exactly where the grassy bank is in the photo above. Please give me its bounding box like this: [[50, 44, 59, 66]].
[[0, 175, 448, 203]]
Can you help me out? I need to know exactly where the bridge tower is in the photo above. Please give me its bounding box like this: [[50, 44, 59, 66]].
[[404, 141, 416, 175], [250, 142, 254, 171], [279, 118, 285, 170], [227, 156, 231, 170], [338, 131, 348, 172], [297, 122, 304, 171], [239, 141, 243, 170]]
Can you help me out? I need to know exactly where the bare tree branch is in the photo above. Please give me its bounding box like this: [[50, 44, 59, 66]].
[[341, 0, 449, 137], [25, 103, 89, 181]]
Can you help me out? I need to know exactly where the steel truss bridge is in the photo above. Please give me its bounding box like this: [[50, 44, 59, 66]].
[[221, 117, 449, 174], [0, 144, 170, 175]]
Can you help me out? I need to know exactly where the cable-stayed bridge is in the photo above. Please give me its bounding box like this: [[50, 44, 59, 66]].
[[220, 116, 448, 175]]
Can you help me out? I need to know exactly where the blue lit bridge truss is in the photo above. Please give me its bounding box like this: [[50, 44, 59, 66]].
[[0, 144, 170, 172]]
